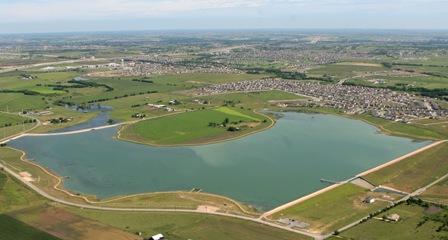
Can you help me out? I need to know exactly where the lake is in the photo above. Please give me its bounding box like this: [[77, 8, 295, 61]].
[[9, 112, 430, 210]]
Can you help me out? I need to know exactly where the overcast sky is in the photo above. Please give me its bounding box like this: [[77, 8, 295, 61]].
[[0, 0, 447, 33]]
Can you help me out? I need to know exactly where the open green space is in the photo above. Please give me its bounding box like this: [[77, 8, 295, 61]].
[[0, 171, 46, 213], [0, 214, 61, 240], [69, 208, 310, 240], [347, 74, 448, 89], [269, 183, 389, 234], [0, 112, 29, 127], [120, 106, 271, 145], [421, 177, 448, 205], [335, 203, 448, 240], [307, 62, 387, 80], [364, 142, 448, 193]]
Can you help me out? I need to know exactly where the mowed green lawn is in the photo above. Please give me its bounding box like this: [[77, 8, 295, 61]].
[[120, 106, 270, 145], [269, 183, 388, 234], [364, 142, 448, 193], [0, 214, 61, 240], [337, 203, 448, 240], [69, 209, 310, 240]]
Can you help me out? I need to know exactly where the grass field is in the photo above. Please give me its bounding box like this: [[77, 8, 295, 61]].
[[268, 183, 389, 234], [307, 63, 387, 80], [0, 214, 61, 240], [10, 205, 141, 240], [347, 74, 448, 89], [120, 106, 271, 145], [0, 171, 46, 213], [0, 112, 28, 127], [335, 203, 448, 240], [421, 177, 448, 205], [69, 208, 311, 240], [364, 142, 448, 193]]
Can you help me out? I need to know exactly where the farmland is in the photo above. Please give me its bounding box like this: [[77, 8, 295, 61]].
[[69, 208, 311, 240], [0, 214, 61, 240]]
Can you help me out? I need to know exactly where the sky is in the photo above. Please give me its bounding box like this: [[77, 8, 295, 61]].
[[0, 0, 447, 33]]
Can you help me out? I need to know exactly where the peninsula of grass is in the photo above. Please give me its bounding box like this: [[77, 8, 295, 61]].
[[119, 106, 273, 146], [364, 142, 448, 193], [268, 183, 389, 234]]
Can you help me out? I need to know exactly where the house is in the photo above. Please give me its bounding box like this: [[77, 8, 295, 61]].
[[363, 196, 376, 204], [149, 233, 164, 240]]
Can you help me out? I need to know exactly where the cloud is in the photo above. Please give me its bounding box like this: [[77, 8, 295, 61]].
[[0, 0, 264, 22]]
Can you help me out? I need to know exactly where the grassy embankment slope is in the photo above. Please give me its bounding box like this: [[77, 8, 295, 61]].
[[364, 142, 448, 193], [421, 177, 448, 205], [268, 183, 389, 234], [266, 136, 448, 235]]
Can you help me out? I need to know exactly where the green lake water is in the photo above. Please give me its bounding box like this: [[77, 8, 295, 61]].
[[9, 112, 430, 210]]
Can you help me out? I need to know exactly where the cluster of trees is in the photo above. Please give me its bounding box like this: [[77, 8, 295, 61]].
[[1, 119, 37, 128], [0, 89, 40, 96], [132, 78, 154, 83], [208, 118, 245, 132], [49, 117, 70, 124], [245, 67, 334, 82], [131, 113, 146, 119], [85, 90, 158, 104]]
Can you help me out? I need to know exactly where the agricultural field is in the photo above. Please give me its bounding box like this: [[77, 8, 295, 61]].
[[268, 183, 389, 234], [364, 142, 448, 193], [333, 202, 448, 240], [119, 106, 272, 146], [69, 208, 311, 240], [0, 214, 61, 240]]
